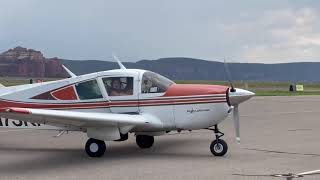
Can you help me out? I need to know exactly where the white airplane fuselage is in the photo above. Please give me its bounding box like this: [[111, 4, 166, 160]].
[[0, 69, 233, 134]]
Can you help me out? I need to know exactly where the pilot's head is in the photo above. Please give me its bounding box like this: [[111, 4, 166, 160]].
[[112, 79, 121, 90]]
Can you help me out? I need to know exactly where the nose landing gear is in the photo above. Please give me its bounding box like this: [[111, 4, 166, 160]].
[[208, 125, 228, 156]]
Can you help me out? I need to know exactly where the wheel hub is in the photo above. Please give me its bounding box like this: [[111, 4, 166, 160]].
[[214, 143, 223, 153], [89, 143, 99, 153]]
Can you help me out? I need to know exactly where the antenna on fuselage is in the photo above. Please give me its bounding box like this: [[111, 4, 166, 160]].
[[62, 65, 77, 78], [112, 53, 126, 69]]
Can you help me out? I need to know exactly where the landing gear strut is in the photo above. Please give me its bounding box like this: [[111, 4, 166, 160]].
[[136, 135, 154, 149], [208, 125, 228, 156], [85, 138, 106, 157]]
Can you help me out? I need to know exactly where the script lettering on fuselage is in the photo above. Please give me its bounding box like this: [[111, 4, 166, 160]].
[[0, 117, 41, 127], [187, 108, 210, 114]]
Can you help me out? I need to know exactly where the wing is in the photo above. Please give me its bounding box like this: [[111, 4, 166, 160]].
[[0, 107, 162, 128]]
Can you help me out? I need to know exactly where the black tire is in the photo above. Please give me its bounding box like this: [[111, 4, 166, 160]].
[[85, 138, 106, 157], [136, 135, 154, 149], [210, 139, 228, 156]]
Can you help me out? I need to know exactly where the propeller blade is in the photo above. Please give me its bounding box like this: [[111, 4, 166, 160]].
[[233, 105, 240, 143], [223, 58, 235, 92], [297, 169, 320, 176]]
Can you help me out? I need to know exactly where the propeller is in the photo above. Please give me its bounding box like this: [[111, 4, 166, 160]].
[[223, 58, 241, 143], [233, 169, 320, 180], [229, 87, 255, 143], [223, 58, 255, 143]]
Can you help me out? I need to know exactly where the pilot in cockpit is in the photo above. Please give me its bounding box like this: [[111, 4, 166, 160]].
[[107, 77, 133, 96], [109, 78, 122, 96]]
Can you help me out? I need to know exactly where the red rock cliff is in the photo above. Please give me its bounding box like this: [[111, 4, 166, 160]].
[[0, 46, 68, 78]]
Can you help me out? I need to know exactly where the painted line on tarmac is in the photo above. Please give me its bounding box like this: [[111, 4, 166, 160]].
[[288, 128, 312, 132], [244, 147, 320, 157]]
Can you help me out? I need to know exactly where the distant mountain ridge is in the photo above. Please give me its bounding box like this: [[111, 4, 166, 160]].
[[61, 58, 320, 82], [0, 47, 319, 82]]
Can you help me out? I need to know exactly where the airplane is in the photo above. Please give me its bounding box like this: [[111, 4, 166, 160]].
[[0, 59, 254, 157]]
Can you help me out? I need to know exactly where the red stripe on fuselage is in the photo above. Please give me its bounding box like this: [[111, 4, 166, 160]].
[[0, 94, 227, 110]]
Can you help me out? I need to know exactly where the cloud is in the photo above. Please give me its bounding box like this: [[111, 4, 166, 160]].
[[229, 7, 320, 63], [1, 1, 320, 63]]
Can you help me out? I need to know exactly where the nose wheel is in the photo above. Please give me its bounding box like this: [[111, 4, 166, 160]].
[[208, 125, 228, 156], [85, 138, 106, 157], [210, 139, 228, 156]]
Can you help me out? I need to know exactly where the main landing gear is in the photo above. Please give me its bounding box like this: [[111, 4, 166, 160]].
[[208, 125, 228, 156], [84, 135, 154, 157], [84, 128, 227, 157], [85, 138, 106, 157], [136, 135, 154, 149]]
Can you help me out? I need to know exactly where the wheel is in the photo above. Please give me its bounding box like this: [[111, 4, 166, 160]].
[[136, 135, 154, 149], [210, 139, 228, 156], [85, 138, 106, 157]]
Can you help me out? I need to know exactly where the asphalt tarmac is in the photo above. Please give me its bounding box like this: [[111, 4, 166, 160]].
[[0, 96, 320, 180]]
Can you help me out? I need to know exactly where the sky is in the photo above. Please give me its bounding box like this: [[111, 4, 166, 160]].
[[0, 0, 320, 63]]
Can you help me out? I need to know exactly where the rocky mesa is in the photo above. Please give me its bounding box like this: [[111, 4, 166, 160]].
[[0, 46, 68, 78]]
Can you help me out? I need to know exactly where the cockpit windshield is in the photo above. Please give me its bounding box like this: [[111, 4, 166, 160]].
[[141, 71, 175, 93]]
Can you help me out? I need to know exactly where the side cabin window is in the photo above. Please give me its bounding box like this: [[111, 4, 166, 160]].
[[32, 79, 103, 101], [75, 80, 103, 100], [141, 71, 174, 93], [102, 77, 133, 96]]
